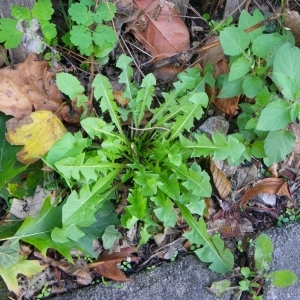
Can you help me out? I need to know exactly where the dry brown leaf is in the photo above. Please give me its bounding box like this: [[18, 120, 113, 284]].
[[283, 9, 300, 47], [240, 178, 291, 207], [88, 247, 139, 282], [131, 0, 190, 79], [208, 57, 240, 116], [6, 111, 67, 164], [132, 0, 190, 56], [0, 74, 33, 118], [0, 53, 63, 119], [210, 159, 231, 200], [199, 35, 224, 69]]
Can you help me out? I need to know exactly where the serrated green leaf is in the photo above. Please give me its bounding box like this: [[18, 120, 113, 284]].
[[270, 270, 298, 287], [218, 75, 244, 98], [45, 132, 90, 168], [0, 19, 23, 49], [238, 9, 265, 40], [251, 140, 266, 158], [254, 234, 273, 271], [11, 5, 31, 20], [178, 204, 234, 274], [94, 2, 117, 22], [32, 0, 54, 22], [242, 75, 263, 98], [151, 190, 178, 227], [168, 162, 211, 197], [257, 99, 292, 131], [52, 168, 121, 242], [182, 132, 245, 163], [41, 22, 57, 44], [264, 130, 295, 163], [134, 168, 158, 197], [134, 73, 156, 127], [170, 92, 208, 140], [93, 74, 123, 134], [272, 72, 300, 101], [157, 172, 180, 200], [81, 201, 119, 238], [208, 280, 231, 297], [69, 3, 93, 25], [92, 25, 117, 48], [229, 56, 251, 81], [56, 73, 85, 100], [125, 188, 149, 221], [220, 27, 250, 56], [0, 240, 19, 269], [70, 25, 93, 54], [252, 33, 283, 58], [273, 42, 300, 85], [55, 152, 124, 183], [102, 225, 121, 250]]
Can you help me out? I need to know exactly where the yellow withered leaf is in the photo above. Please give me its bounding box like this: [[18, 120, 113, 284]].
[[6, 111, 67, 164]]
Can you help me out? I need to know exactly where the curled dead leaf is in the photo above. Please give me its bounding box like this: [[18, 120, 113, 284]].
[[210, 159, 231, 200], [283, 9, 300, 46], [240, 178, 291, 207], [6, 111, 67, 164]]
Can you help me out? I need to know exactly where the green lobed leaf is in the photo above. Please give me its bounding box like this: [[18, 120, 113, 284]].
[[264, 130, 295, 163], [208, 280, 231, 297], [52, 168, 121, 242], [0, 220, 23, 240], [92, 25, 117, 48], [94, 2, 117, 22], [68, 3, 93, 25], [178, 203, 234, 274], [11, 5, 31, 20], [70, 25, 93, 54], [182, 132, 245, 163], [81, 201, 119, 238], [31, 0, 54, 22], [41, 22, 57, 44], [169, 92, 208, 140], [133, 73, 156, 128], [56, 73, 85, 100], [219, 26, 250, 56], [133, 167, 158, 197], [102, 225, 121, 250], [0, 18, 23, 49], [157, 171, 180, 200], [151, 190, 178, 227], [254, 234, 273, 271], [256, 99, 292, 131], [124, 188, 149, 224], [92, 74, 123, 134], [55, 152, 124, 183], [269, 270, 298, 287]]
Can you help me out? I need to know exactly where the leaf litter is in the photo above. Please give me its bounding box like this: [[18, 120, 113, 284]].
[[0, 0, 300, 298]]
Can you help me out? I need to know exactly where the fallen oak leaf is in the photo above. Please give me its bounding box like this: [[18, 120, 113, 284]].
[[6, 111, 67, 164], [88, 247, 140, 282], [240, 178, 291, 207]]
